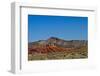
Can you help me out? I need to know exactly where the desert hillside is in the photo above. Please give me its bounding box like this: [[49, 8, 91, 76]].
[[28, 37, 88, 60]]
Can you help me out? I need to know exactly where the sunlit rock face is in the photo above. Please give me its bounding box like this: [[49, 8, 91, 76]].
[[28, 37, 87, 54]]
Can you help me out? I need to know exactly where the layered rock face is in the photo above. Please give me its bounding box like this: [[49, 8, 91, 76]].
[[28, 37, 87, 54]]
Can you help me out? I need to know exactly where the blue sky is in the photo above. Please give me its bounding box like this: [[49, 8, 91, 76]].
[[28, 15, 88, 42]]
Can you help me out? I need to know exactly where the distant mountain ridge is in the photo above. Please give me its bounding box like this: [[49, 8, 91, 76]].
[[29, 37, 87, 48]]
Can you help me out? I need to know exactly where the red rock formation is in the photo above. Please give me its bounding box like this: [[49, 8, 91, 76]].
[[28, 44, 74, 54]]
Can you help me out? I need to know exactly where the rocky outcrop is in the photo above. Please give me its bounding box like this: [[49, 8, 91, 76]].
[[29, 37, 87, 47]]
